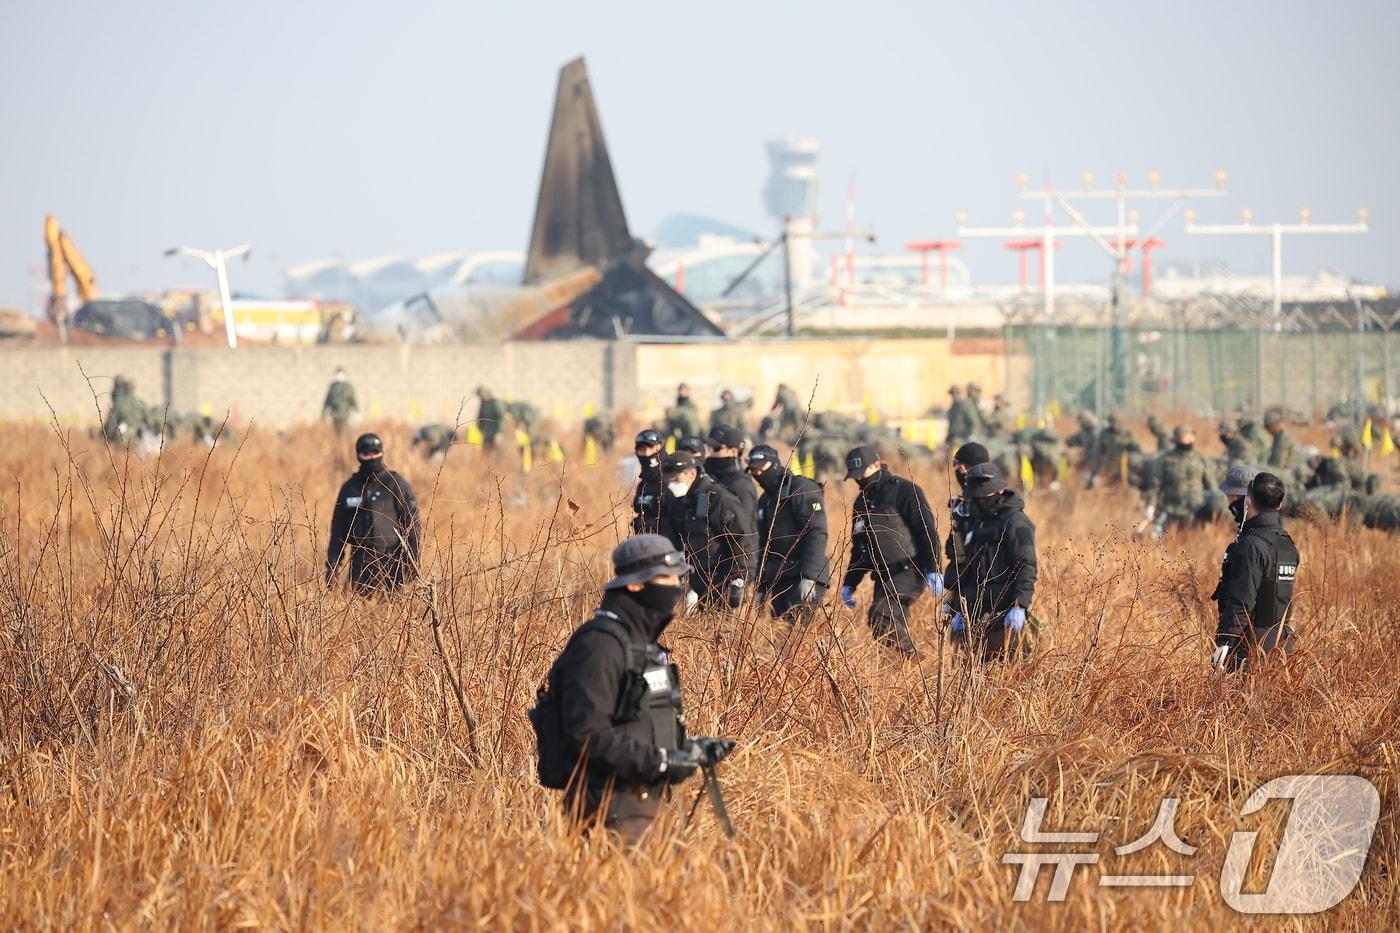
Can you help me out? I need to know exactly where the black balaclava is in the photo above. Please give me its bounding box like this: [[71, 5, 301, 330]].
[[753, 464, 784, 493], [637, 449, 661, 479], [625, 581, 684, 633]]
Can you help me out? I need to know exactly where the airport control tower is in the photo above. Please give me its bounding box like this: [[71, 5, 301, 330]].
[[763, 136, 820, 292]]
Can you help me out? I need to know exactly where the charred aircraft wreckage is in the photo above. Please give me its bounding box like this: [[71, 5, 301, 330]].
[[369, 57, 725, 343]]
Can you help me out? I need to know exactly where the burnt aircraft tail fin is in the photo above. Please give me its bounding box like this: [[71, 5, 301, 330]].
[[524, 58, 634, 285]]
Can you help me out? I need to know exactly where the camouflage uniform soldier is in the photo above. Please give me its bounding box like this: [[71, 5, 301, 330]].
[[1218, 419, 1251, 465], [1264, 408, 1299, 470], [476, 387, 505, 450], [102, 375, 155, 443], [710, 389, 751, 432], [1146, 414, 1171, 452], [321, 368, 358, 435], [411, 424, 457, 459], [1237, 412, 1272, 466], [665, 383, 705, 441], [1085, 413, 1140, 486], [1144, 426, 1222, 534], [583, 412, 617, 452], [945, 385, 980, 448], [983, 395, 1012, 439], [762, 383, 806, 442], [1066, 412, 1100, 468]]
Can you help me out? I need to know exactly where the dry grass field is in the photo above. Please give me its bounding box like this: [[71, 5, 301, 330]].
[[0, 420, 1396, 930]]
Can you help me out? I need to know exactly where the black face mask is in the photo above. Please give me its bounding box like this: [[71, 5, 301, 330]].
[[705, 455, 736, 475], [677, 395, 689, 408], [637, 452, 660, 478], [629, 581, 684, 619], [854, 471, 880, 489], [971, 494, 1000, 514], [955, 467, 970, 490], [752, 465, 783, 492], [1175, 442, 1194, 453], [1228, 498, 1246, 524]]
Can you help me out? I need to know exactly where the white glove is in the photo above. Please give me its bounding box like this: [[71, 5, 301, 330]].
[[1210, 645, 1230, 670], [685, 590, 700, 611], [797, 577, 819, 603], [1144, 504, 1156, 521]]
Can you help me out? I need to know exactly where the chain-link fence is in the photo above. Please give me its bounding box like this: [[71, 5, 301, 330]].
[[1006, 297, 1400, 419]]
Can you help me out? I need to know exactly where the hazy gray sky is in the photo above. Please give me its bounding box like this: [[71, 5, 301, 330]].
[[2, 0, 1395, 308]]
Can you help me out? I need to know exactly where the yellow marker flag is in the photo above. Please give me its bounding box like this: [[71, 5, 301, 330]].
[[1382, 428, 1396, 456], [1015, 411, 1026, 430], [789, 455, 803, 478], [1020, 454, 1035, 492], [1119, 450, 1130, 485], [552, 403, 564, 422], [928, 421, 939, 448], [199, 402, 212, 417], [370, 399, 382, 417], [1037, 417, 1046, 429], [583, 436, 599, 466], [1057, 457, 1070, 484], [665, 436, 676, 454], [582, 402, 596, 418], [1048, 399, 1062, 419], [547, 439, 565, 463], [409, 401, 424, 420], [1361, 418, 1374, 449], [466, 424, 484, 446], [517, 429, 533, 474], [803, 451, 816, 478]]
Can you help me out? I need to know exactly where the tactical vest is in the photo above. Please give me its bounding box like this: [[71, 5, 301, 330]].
[[1249, 525, 1299, 631], [530, 610, 684, 789], [853, 479, 918, 573]]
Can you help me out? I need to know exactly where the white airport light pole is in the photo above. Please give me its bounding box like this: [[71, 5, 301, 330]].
[[1183, 208, 1369, 316], [164, 244, 252, 348], [955, 211, 1139, 319]]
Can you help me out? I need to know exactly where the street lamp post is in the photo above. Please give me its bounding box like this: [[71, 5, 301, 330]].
[[164, 244, 252, 348]]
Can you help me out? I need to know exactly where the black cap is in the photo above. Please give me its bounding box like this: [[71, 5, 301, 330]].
[[953, 442, 990, 467], [706, 424, 746, 450], [677, 437, 706, 456], [964, 462, 1005, 496], [746, 444, 781, 470], [844, 445, 880, 479], [355, 433, 384, 457], [661, 452, 699, 476], [635, 429, 663, 448]]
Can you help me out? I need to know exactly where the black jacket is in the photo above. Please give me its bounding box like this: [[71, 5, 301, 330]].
[[755, 468, 830, 588], [1212, 510, 1299, 645], [704, 455, 758, 556], [660, 475, 756, 592], [843, 467, 940, 589], [326, 459, 420, 572], [551, 591, 682, 787], [945, 489, 1036, 618], [632, 456, 665, 534]]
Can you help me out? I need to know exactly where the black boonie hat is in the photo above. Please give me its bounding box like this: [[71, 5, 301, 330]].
[[661, 452, 699, 476], [355, 433, 384, 456], [706, 424, 746, 450], [964, 462, 1006, 496], [844, 445, 880, 480], [635, 429, 663, 448], [605, 534, 690, 589], [746, 444, 780, 470]]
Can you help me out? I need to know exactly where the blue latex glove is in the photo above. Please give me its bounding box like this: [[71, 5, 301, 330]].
[[949, 612, 965, 635], [926, 571, 944, 598], [839, 585, 857, 609], [1005, 607, 1027, 632]]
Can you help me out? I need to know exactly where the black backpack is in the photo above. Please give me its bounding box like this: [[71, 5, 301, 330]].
[[528, 613, 643, 789]]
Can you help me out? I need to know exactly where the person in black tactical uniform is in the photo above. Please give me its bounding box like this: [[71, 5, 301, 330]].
[[838, 446, 942, 656], [632, 429, 665, 534], [945, 442, 991, 570], [705, 423, 758, 522], [1211, 470, 1298, 672], [530, 535, 711, 843], [677, 436, 707, 460], [945, 463, 1037, 663], [659, 452, 755, 609], [326, 433, 421, 593], [746, 445, 830, 623]]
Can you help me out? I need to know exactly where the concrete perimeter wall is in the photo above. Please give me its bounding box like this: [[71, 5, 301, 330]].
[[0, 338, 1022, 427]]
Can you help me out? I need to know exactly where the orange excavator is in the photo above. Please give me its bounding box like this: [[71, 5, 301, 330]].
[[44, 215, 98, 338]]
